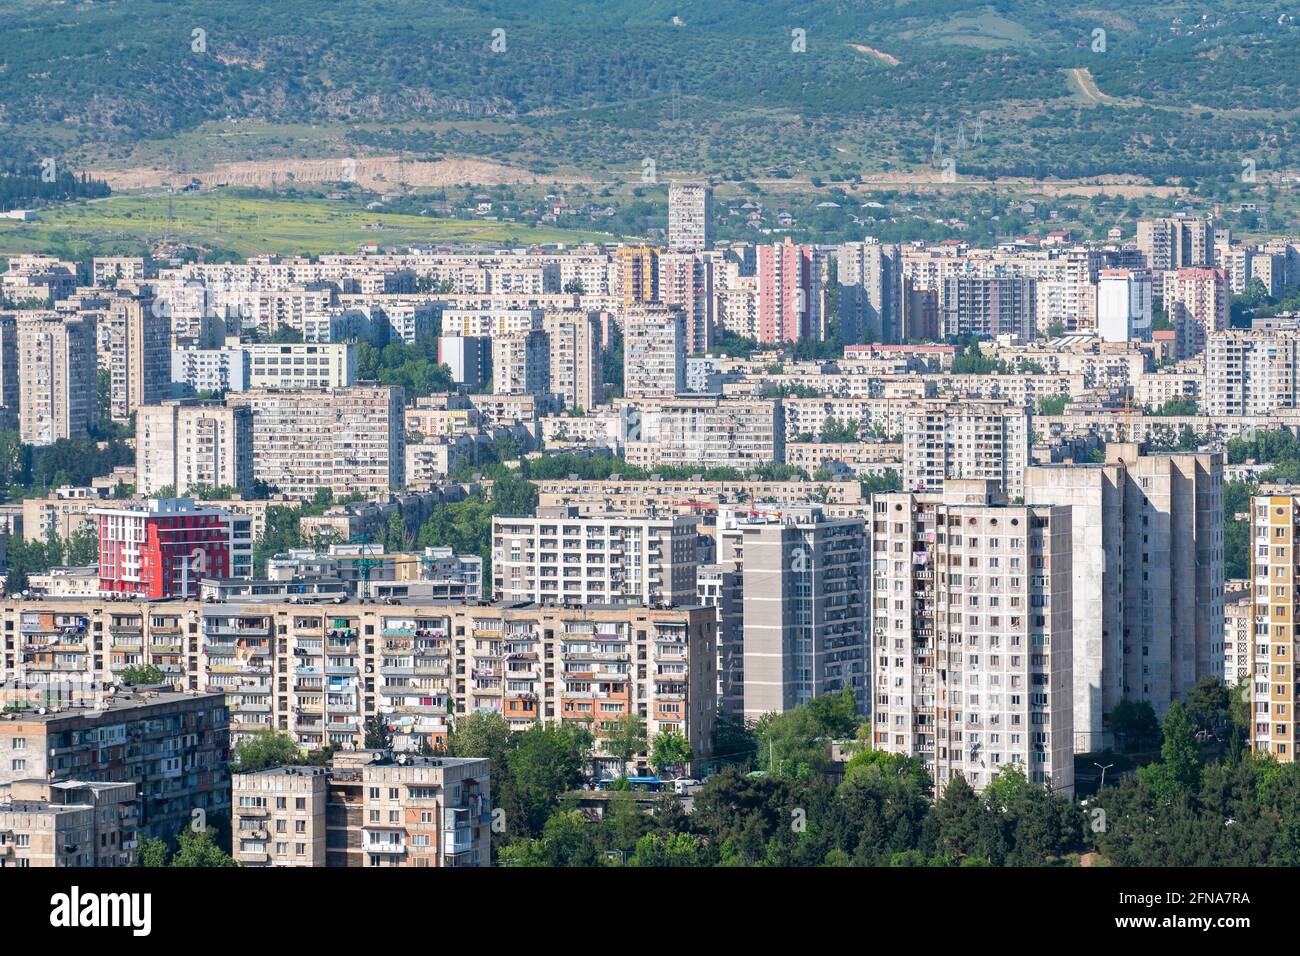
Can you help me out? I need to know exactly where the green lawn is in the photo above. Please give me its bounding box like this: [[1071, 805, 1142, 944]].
[[0, 192, 622, 258]]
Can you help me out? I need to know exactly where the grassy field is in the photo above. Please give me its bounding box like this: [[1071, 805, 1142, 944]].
[[0, 191, 621, 258]]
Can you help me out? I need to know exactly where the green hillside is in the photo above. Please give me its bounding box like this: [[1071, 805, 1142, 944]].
[[0, 0, 1296, 187]]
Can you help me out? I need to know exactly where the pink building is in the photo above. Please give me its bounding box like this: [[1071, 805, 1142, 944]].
[[757, 238, 819, 344], [1165, 267, 1228, 359]]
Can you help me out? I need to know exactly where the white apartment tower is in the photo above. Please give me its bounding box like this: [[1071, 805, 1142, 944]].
[[623, 307, 686, 399], [872, 481, 1075, 795], [667, 181, 713, 252], [903, 400, 1031, 499]]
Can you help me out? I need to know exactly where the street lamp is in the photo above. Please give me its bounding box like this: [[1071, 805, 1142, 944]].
[[1093, 762, 1114, 790]]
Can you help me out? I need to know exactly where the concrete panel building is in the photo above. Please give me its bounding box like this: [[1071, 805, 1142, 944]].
[[1025, 444, 1225, 751], [872, 481, 1075, 795], [737, 505, 869, 720]]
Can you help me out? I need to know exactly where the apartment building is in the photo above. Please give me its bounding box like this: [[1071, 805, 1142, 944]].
[[1250, 491, 1300, 761], [1166, 267, 1229, 359], [629, 397, 783, 471], [941, 275, 1036, 343], [492, 507, 701, 606], [232, 750, 490, 867], [1204, 329, 1300, 417], [1025, 444, 1225, 750], [92, 256, 147, 285], [226, 385, 405, 499], [491, 329, 550, 398], [171, 342, 250, 394], [533, 478, 865, 515], [614, 245, 659, 308], [201, 599, 717, 766], [246, 341, 358, 390], [697, 562, 744, 715], [1224, 579, 1250, 689], [903, 400, 1031, 499], [872, 481, 1075, 795], [267, 545, 482, 602], [230, 765, 328, 866], [735, 505, 869, 720], [17, 312, 97, 445], [136, 400, 254, 496], [0, 314, 19, 432], [837, 240, 902, 344], [0, 779, 138, 868], [667, 181, 713, 252], [623, 307, 685, 399], [91, 498, 248, 599], [1096, 269, 1153, 343], [541, 310, 603, 412], [0, 691, 230, 841], [438, 335, 492, 390], [1138, 216, 1213, 292], [757, 238, 820, 343], [657, 251, 713, 354], [107, 296, 170, 422]]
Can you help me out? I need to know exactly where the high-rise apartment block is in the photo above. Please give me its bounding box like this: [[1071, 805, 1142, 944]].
[[667, 182, 713, 252], [1204, 329, 1300, 417], [757, 238, 820, 343], [226, 385, 405, 499], [107, 296, 170, 422], [658, 251, 713, 354], [623, 307, 685, 399], [246, 341, 358, 390], [492, 507, 701, 606], [737, 506, 869, 720], [541, 310, 603, 412], [903, 400, 1031, 499], [135, 399, 254, 496], [838, 240, 902, 344], [0, 691, 230, 841], [1166, 267, 1229, 359], [871, 481, 1075, 795], [941, 276, 1036, 342], [17, 312, 97, 445], [0, 780, 139, 868], [91, 498, 246, 599], [1096, 269, 1153, 343], [1250, 490, 1300, 762], [1026, 445, 1224, 750]]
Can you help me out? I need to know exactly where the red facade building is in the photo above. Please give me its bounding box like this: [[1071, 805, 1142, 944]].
[[93, 499, 234, 599]]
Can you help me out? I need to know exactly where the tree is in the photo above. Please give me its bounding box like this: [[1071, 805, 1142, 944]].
[[712, 712, 757, 768], [64, 524, 99, 565], [1159, 701, 1203, 792], [446, 711, 523, 843], [120, 663, 166, 686], [1109, 699, 1161, 753], [3, 565, 28, 597], [382, 511, 408, 552], [135, 836, 171, 867], [819, 417, 859, 443], [364, 714, 393, 750], [234, 730, 300, 771], [628, 831, 704, 867], [650, 730, 692, 775], [170, 829, 238, 867], [601, 714, 648, 773], [507, 722, 592, 835]]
